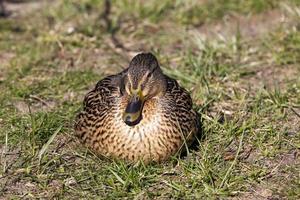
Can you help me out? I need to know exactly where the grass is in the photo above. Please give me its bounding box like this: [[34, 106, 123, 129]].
[[0, 0, 299, 199]]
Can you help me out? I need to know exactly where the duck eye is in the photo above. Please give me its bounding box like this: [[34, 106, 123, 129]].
[[146, 73, 152, 79], [119, 82, 125, 96]]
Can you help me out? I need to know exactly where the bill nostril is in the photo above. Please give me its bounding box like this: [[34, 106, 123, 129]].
[[125, 115, 131, 122]]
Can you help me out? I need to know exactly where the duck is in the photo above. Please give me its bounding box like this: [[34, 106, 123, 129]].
[[74, 53, 201, 163]]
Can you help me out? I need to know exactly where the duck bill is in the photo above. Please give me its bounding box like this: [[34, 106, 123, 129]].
[[123, 94, 144, 126]]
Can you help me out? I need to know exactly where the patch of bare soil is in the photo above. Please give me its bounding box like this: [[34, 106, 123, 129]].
[[0, 52, 14, 68], [13, 97, 57, 114], [232, 187, 274, 200], [234, 149, 299, 200], [226, 139, 299, 200], [0, 134, 77, 199], [54, 46, 127, 75], [209, 63, 299, 121], [239, 64, 300, 91], [194, 9, 289, 40], [1, 0, 50, 18], [280, 108, 300, 134], [0, 52, 15, 82]]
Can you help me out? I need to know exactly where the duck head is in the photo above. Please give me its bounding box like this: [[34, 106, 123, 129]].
[[121, 53, 167, 126]]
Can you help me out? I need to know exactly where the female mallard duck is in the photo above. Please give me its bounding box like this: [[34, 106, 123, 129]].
[[75, 53, 201, 163]]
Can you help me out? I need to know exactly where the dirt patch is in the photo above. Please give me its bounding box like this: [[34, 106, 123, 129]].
[[0, 52, 15, 68], [233, 187, 274, 200], [1, 0, 51, 18], [0, 133, 77, 199], [239, 64, 300, 91], [12, 96, 57, 114], [281, 108, 300, 134], [0, 145, 21, 174], [234, 149, 299, 200], [194, 9, 290, 40], [55, 46, 127, 75], [0, 52, 15, 82]]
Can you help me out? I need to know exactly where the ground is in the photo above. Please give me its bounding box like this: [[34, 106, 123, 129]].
[[0, 0, 299, 199]]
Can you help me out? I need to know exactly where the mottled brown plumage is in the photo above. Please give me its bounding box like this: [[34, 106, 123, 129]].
[[74, 53, 201, 163]]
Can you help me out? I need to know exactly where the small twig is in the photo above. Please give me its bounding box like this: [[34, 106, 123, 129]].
[[291, 107, 300, 118], [29, 95, 49, 107]]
